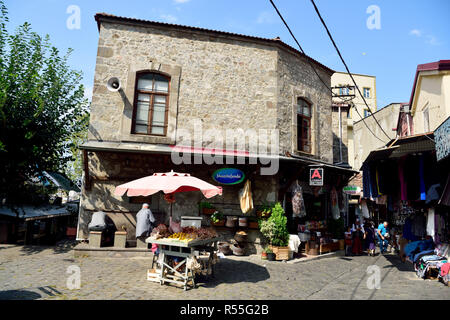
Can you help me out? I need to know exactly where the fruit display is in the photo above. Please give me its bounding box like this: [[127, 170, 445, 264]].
[[149, 225, 219, 243], [167, 232, 197, 244]]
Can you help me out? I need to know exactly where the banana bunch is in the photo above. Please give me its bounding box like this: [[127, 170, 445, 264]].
[[167, 232, 195, 243]]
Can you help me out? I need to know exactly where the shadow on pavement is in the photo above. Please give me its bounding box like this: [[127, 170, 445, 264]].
[[382, 254, 415, 272], [196, 259, 270, 288], [0, 289, 42, 300], [19, 239, 78, 256]]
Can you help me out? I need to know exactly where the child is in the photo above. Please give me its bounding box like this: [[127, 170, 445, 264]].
[[344, 226, 353, 256], [365, 222, 376, 256]]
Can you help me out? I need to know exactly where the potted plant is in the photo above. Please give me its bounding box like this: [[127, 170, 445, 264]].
[[261, 246, 271, 260], [210, 211, 225, 227], [256, 204, 272, 219], [266, 247, 275, 261], [199, 201, 215, 215], [259, 203, 290, 261]]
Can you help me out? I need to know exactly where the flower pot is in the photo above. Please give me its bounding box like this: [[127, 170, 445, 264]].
[[339, 239, 345, 251], [261, 252, 268, 260], [212, 220, 225, 227], [202, 208, 216, 215], [238, 217, 248, 227], [267, 252, 276, 261], [248, 221, 259, 229], [231, 244, 245, 256], [225, 216, 237, 228], [234, 233, 248, 243]]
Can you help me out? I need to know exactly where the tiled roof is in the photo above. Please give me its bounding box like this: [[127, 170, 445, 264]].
[[94, 13, 334, 75]]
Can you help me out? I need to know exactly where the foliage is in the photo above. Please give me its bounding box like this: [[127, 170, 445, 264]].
[[210, 211, 224, 223], [199, 201, 213, 210], [259, 203, 290, 247], [0, 1, 89, 205], [269, 203, 290, 247], [64, 112, 89, 187], [263, 246, 273, 254]]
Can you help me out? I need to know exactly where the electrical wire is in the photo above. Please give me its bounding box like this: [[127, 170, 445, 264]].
[[309, 0, 392, 142], [268, 0, 388, 144]]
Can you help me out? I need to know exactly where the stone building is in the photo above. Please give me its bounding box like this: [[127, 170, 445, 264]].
[[77, 13, 356, 245]]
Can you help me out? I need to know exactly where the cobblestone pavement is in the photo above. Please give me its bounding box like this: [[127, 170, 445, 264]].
[[0, 243, 448, 300]]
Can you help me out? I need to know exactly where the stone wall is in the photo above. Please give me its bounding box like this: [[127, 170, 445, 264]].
[[88, 21, 333, 157], [89, 22, 279, 150], [276, 50, 333, 162]]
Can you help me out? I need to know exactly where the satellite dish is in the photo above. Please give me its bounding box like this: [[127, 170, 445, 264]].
[[107, 77, 121, 92]]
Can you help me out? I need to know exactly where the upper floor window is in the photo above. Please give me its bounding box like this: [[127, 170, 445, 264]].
[[132, 72, 170, 136], [339, 87, 349, 96], [363, 87, 371, 98], [364, 109, 370, 118], [424, 108, 430, 132], [297, 98, 311, 153]]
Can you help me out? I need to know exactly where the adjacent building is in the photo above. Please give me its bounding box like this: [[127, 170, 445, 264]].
[[331, 72, 377, 169]]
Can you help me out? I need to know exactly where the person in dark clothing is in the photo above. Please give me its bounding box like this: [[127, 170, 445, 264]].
[[364, 221, 376, 256]]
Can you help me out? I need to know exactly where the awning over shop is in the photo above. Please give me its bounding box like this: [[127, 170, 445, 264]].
[[0, 205, 73, 221]]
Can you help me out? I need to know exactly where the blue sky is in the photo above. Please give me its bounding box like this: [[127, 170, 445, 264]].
[[4, 0, 450, 108]]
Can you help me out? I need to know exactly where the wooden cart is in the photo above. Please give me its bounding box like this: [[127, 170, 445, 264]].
[[146, 237, 220, 291]]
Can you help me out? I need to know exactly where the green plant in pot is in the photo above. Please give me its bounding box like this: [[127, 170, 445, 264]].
[[199, 201, 215, 215], [261, 246, 273, 260], [210, 211, 224, 226], [259, 203, 290, 260]]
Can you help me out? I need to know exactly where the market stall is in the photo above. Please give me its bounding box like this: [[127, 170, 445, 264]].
[[114, 170, 223, 289], [145, 226, 221, 290]]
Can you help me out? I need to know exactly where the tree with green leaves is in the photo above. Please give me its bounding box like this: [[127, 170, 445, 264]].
[[0, 1, 89, 205]]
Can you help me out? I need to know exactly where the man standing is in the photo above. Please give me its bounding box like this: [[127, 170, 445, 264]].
[[136, 203, 155, 238], [377, 221, 389, 254]]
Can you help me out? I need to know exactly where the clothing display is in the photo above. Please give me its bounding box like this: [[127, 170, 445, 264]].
[[239, 180, 253, 214], [330, 187, 340, 220], [426, 208, 435, 242], [291, 180, 306, 218], [361, 200, 370, 219]]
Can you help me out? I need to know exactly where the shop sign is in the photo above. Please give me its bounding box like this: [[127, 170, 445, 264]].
[[309, 168, 324, 186], [343, 186, 361, 195], [212, 168, 245, 185]]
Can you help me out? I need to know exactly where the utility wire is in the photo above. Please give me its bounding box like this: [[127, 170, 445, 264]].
[[268, 0, 388, 144], [310, 0, 392, 142]]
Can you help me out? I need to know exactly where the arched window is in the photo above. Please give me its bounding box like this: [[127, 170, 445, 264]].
[[132, 72, 170, 135], [297, 98, 311, 153]]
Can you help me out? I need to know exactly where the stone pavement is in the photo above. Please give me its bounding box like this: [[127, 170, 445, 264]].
[[0, 242, 448, 300]]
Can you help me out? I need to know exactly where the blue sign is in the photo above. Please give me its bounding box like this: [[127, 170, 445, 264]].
[[212, 168, 245, 185]]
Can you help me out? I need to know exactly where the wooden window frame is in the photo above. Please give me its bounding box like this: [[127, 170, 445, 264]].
[[131, 71, 171, 136], [297, 98, 312, 153]]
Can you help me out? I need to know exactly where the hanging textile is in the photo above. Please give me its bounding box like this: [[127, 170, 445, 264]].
[[239, 180, 254, 214], [362, 162, 372, 199], [361, 199, 370, 219], [419, 155, 426, 201], [330, 187, 340, 220], [426, 208, 435, 242], [291, 180, 306, 218], [398, 157, 407, 201]]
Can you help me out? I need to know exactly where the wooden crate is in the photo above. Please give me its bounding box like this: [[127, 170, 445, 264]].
[[147, 268, 161, 282], [270, 246, 290, 261]]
